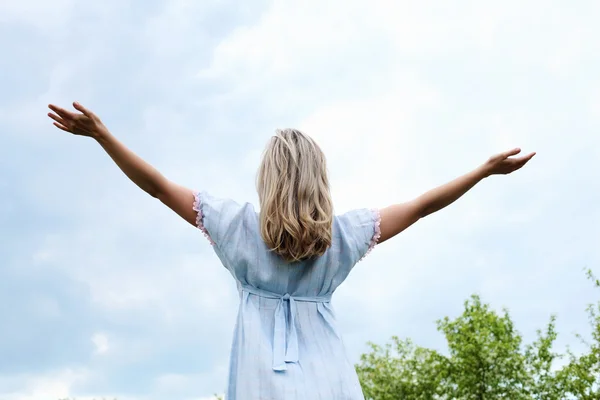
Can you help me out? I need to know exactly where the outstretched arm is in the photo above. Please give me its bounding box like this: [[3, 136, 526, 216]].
[[47, 102, 197, 226], [378, 148, 536, 244]]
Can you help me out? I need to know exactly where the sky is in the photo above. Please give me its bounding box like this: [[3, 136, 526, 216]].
[[1, 0, 599, 398]]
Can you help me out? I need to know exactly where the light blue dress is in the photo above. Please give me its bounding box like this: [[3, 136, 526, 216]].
[[193, 191, 381, 400]]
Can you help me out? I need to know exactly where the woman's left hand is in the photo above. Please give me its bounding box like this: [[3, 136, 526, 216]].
[[482, 148, 536, 176]]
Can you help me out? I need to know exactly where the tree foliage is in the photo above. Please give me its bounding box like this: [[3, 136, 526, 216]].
[[356, 270, 600, 400]]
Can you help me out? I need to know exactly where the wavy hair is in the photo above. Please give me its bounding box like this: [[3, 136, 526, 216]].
[[256, 129, 333, 262]]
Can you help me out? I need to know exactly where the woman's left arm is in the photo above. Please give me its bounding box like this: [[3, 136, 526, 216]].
[[378, 148, 536, 244]]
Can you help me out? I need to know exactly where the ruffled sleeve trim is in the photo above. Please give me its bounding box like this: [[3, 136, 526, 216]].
[[193, 191, 215, 246], [360, 208, 381, 261]]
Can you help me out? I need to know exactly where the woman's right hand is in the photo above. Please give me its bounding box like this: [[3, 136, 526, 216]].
[[47, 102, 109, 139]]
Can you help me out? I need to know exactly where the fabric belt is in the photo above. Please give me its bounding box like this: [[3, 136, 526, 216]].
[[240, 284, 332, 371]]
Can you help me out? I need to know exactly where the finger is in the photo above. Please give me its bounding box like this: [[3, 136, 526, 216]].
[[53, 121, 71, 133], [509, 153, 536, 173], [48, 104, 76, 120], [73, 102, 95, 118], [516, 152, 536, 164], [47, 112, 68, 126], [501, 148, 521, 159]]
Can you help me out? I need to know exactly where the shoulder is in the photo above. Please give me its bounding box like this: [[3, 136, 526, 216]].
[[335, 208, 379, 232], [193, 191, 258, 246], [195, 191, 256, 218], [333, 208, 381, 263]]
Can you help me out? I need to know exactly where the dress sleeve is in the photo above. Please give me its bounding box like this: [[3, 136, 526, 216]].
[[192, 190, 248, 249], [338, 208, 382, 264]]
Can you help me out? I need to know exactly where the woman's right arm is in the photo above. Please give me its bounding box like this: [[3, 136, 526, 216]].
[[48, 102, 198, 227]]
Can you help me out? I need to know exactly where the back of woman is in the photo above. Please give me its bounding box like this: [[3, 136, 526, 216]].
[[193, 130, 380, 398], [47, 102, 535, 400]]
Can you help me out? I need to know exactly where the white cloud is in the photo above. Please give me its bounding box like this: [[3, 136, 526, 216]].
[[0, 369, 90, 400], [92, 333, 110, 355], [2, 0, 600, 399], [0, 0, 75, 30], [591, 88, 600, 120], [142, 0, 219, 57], [298, 86, 441, 210]]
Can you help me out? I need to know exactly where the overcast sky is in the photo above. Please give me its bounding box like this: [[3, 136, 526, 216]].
[[1, 0, 599, 399]]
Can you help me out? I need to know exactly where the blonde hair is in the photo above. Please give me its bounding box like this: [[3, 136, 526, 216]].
[[256, 129, 333, 262]]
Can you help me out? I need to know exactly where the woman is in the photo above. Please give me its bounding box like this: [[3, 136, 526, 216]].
[[47, 102, 535, 399]]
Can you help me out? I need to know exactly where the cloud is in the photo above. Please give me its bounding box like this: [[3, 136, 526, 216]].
[[0, 369, 92, 400], [1, 0, 600, 398], [0, 0, 75, 30], [91, 333, 110, 355]]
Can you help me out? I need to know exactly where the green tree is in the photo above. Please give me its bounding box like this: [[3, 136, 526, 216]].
[[437, 295, 531, 399], [356, 295, 568, 399], [522, 316, 563, 399], [356, 337, 446, 400], [557, 270, 600, 399]]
